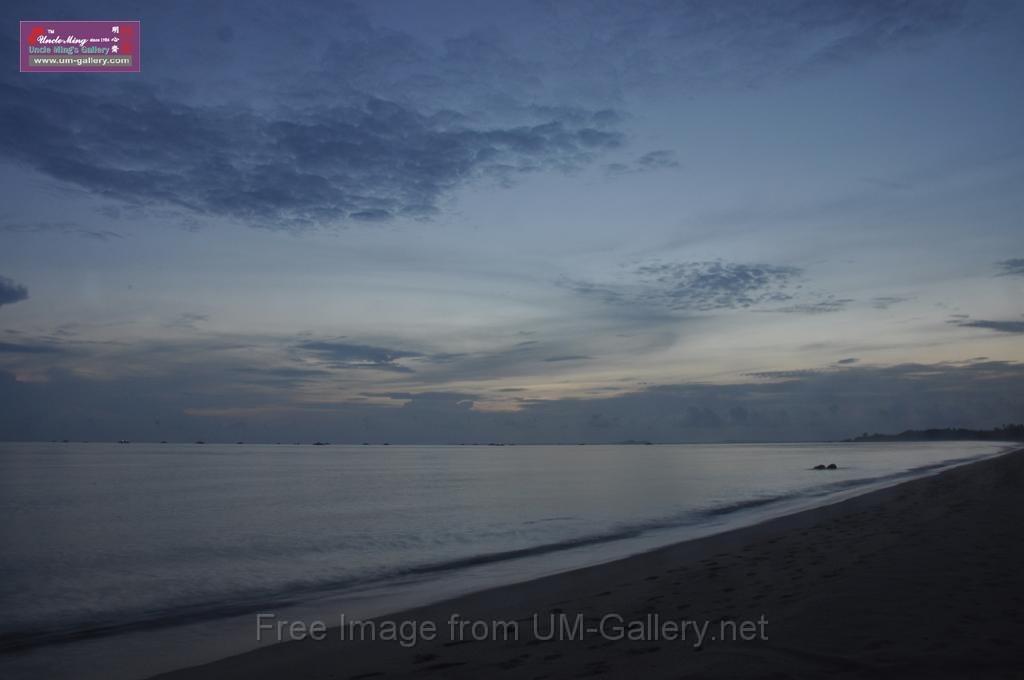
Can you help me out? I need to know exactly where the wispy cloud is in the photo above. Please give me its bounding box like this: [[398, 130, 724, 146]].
[[871, 296, 910, 309], [0, 341, 59, 354], [772, 297, 855, 314], [996, 259, 1024, 276], [949, 318, 1024, 334], [0, 220, 123, 241], [606, 149, 679, 175], [232, 366, 336, 387], [297, 340, 423, 372], [165, 313, 209, 330], [745, 369, 819, 380]]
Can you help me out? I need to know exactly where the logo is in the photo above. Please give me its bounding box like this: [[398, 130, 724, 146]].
[[20, 21, 141, 73]]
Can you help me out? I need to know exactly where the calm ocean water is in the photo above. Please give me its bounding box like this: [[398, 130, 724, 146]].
[[0, 441, 1011, 679]]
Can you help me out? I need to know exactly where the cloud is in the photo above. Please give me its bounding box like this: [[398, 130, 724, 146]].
[[372, 391, 477, 404], [772, 297, 854, 314], [636, 149, 680, 171], [0, 341, 59, 354], [0, 79, 623, 228], [400, 335, 644, 386], [165, 313, 209, 330], [746, 369, 819, 380], [606, 149, 679, 175], [949, 318, 1024, 334], [232, 366, 333, 386], [568, 261, 802, 313], [871, 296, 910, 309], [635, 261, 802, 310], [0, 276, 28, 307], [996, 259, 1024, 276], [297, 340, 423, 371], [837, 358, 859, 365], [0, 221, 123, 241]]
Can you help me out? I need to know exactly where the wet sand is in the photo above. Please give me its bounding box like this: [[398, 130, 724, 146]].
[[153, 446, 1024, 679]]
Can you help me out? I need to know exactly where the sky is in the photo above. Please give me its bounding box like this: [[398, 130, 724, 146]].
[[0, 0, 1022, 443]]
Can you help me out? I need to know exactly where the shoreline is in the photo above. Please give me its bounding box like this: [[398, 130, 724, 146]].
[[152, 445, 1024, 679]]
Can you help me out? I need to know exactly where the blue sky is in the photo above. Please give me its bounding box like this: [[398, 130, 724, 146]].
[[1, 0, 1022, 442]]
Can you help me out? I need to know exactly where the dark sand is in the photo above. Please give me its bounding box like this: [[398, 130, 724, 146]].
[[154, 447, 1024, 679]]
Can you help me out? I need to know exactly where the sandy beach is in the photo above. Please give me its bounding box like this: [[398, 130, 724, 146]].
[[149, 446, 1024, 680]]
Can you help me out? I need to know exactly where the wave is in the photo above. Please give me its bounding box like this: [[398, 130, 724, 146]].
[[0, 530, 654, 653], [694, 492, 800, 518]]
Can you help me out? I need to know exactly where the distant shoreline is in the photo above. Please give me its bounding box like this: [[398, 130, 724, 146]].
[[846, 424, 1024, 443]]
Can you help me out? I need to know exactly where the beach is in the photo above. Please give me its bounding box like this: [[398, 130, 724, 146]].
[[152, 446, 1024, 679]]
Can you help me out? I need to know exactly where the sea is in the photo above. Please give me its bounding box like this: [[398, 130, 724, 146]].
[[0, 440, 1012, 679]]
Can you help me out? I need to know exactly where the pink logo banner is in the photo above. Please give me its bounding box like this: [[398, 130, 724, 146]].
[[20, 20, 140, 72]]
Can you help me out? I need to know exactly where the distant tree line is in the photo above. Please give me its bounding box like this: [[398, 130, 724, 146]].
[[846, 424, 1024, 442]]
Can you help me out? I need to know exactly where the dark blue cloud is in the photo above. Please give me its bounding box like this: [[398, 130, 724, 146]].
[[949, 318, 1024, 334], [0, 276, 28, 307], [0, 79, 622, 229], [0, 341, 58, 354]]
